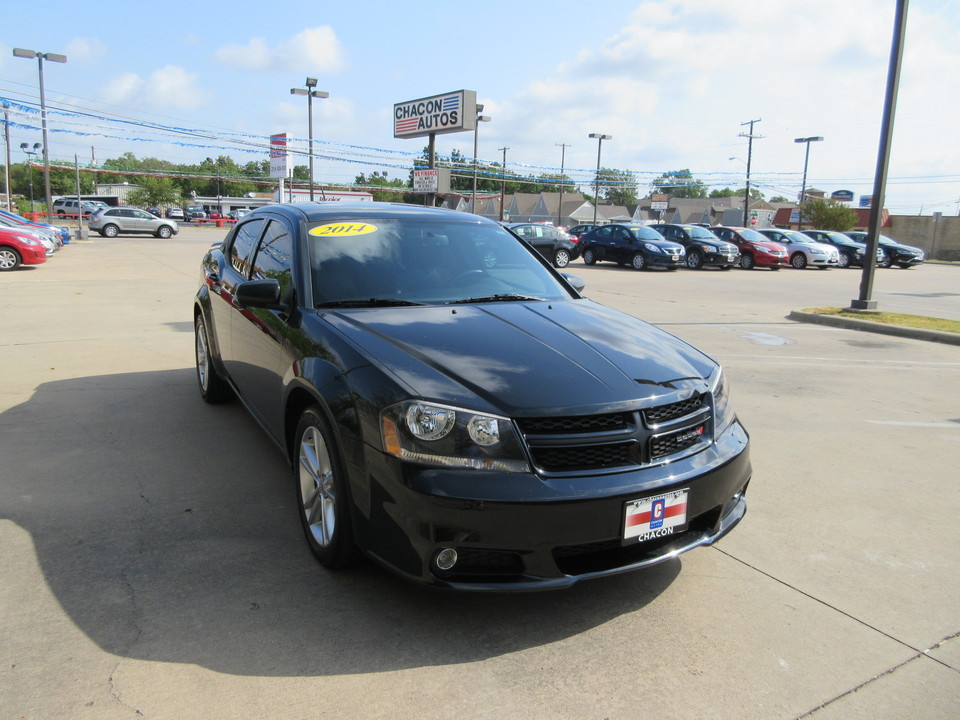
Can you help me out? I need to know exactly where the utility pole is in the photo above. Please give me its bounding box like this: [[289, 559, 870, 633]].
[[498, 147, 509, 221], [739, 118, 762, 227], [556, 142, 570, 226]]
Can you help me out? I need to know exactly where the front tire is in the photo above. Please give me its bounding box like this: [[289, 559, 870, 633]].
[[553, 248, 571, 268], [739, 253, 755, 270], [791, 252, 808, 269], [0, 247, 22, 271], [195, 314, 233, 403], [156, 225, 173, 239], [877, 252, 893, 268], [294, 407, 359, 569], [686, 250, 704, 270], [837, 253, 850, 268], [630, 252, 646, 271]]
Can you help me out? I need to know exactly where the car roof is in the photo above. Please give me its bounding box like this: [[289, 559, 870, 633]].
[[249, 202, 502, 226]]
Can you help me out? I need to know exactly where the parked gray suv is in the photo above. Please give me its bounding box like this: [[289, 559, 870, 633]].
[[88, 206, 180, 238]]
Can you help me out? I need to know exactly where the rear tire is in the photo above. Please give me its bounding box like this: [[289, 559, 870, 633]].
[[195, 314, 233, 403], [582, 248, 598, 265], [101, 224, 119, 238], [553, 248, 571, 268], [294, 407, 359, 569]]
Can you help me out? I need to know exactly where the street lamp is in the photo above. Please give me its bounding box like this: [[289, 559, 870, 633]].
[[20, 142, 42, 212], [471, 104, 491, 215], [13, 48, 67, 223], [290, 77, 329, 202], [794, 136, 824, 230], [589, 133, 611, 224]]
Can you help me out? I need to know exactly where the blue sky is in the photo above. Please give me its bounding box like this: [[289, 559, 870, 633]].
[[3, 0, 959, 214]]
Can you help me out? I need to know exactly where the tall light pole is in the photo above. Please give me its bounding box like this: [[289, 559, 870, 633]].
[[13, 48, 67, 223], [794, 136, 824, 231], [589, 133, 611, 224], [471, 104, 491, 215], [498, 146, 509, 222], [20, 142, 42, 212], [738, 118, 761, 227], [556, 142, 570, 226], [290, 77, 328, 202]]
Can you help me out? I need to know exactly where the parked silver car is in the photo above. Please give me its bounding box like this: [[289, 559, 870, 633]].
[[756, 228, 839, 269], [88, 206, 180, 238]]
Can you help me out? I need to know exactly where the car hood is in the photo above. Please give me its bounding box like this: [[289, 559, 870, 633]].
[[321, 299, 716, 416]]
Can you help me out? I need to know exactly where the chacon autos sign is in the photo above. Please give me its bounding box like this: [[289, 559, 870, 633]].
[[394, 90, 478, 139]]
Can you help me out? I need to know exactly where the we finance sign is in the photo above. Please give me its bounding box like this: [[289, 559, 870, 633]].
[[393, 90, 477, 139]]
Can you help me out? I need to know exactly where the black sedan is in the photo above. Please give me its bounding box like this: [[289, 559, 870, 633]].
[[649, 223, 740, 269], [579, 223, 685, 270], [802, 229, 870, 268], [194, 203, 751, 590], [845, 231, 925, 268], [506, 222, 580, 268]]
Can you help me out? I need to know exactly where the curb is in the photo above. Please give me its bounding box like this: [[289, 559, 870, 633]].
[[788, 310, 960, 346]]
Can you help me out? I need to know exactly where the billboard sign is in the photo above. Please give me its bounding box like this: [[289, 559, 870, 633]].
[[394, 90, 477, 139], [859, 195, 872, 208], [269, 134, 288, 179], [831, 190, 854, 202], [413, 168, 451, 194]]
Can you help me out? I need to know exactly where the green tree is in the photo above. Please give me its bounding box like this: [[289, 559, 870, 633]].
[[769, 195, 789, 203], [709, 187, 764, 199], [651, 169, 707, 198], [354, 171, 408, 202], [126, 176, 182, 208], [593, 168, 638, 205], [800, 198, 857, 231]]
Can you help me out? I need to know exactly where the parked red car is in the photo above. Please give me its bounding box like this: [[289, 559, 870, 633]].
[[711, 226, 789, 270], [0, 228, 48, 271]]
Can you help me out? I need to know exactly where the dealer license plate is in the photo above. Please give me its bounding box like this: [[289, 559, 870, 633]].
[[623, 489, 689, 544]]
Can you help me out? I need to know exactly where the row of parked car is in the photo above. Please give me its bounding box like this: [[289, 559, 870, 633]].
[[506, 222, 925, 272], [0, 208, 70, 270]]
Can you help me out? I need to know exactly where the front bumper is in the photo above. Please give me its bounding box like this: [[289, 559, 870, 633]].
[[704, 251, 739, 267], [353, 421, 751, 590]]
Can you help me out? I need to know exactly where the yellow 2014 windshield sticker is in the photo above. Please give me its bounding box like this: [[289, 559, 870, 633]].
[[309, 222, 378, 237]]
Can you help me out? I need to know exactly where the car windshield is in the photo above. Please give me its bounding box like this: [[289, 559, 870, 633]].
[[781, 231, 814, 242], [737, 229, 769, 243], [626, 225, 665, 241], [687, 226, 721, 240], [308, 218, 575, 307]]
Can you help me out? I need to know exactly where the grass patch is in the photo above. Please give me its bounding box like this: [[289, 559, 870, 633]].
[[803, 307, 960, 334]]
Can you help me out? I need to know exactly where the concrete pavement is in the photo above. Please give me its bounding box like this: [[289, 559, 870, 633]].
[[1, 227, 958, 719]]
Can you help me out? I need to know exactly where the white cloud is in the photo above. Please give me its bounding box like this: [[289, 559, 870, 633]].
[[99, 66, 207, 111], [214, 26, 345, 73], [63, 38, 107, 64]]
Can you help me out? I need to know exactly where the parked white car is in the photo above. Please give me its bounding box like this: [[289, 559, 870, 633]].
[[756, 229, 840, 269]]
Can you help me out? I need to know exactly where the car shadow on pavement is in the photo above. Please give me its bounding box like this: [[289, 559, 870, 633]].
[[1, 369, 680, 677]]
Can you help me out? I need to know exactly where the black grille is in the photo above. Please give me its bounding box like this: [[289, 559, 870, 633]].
[[651, 425, 706, 459], [517, 413, 632, 434], [517, 394, 711, 474], [643, 396, 703, 426], [532, 442, 636, 472]]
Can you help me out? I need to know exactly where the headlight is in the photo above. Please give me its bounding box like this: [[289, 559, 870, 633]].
[[382, 400, 530, 473], [644, 243, 661, 253], [20, 237, 40, 246], [709, 367, 737, 437], [699, 244, 716, 252], [810, 247, 826, 255]]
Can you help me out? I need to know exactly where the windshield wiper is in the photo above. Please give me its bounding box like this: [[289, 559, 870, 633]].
[[447, 293, 546, 305], [317, 298, 427, 308]]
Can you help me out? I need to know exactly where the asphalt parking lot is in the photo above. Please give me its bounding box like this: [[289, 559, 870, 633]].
[[2, 226, 958, 719]]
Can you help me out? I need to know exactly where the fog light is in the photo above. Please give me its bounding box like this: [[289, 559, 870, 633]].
[[435, 548, 458, 571]]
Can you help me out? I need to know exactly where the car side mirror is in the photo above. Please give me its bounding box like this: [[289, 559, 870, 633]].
[[560, 273, 586, 292], [236, 278, 283, 308]]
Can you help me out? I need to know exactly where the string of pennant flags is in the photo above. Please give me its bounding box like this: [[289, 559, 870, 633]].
[[2, 94, 807, 191]]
